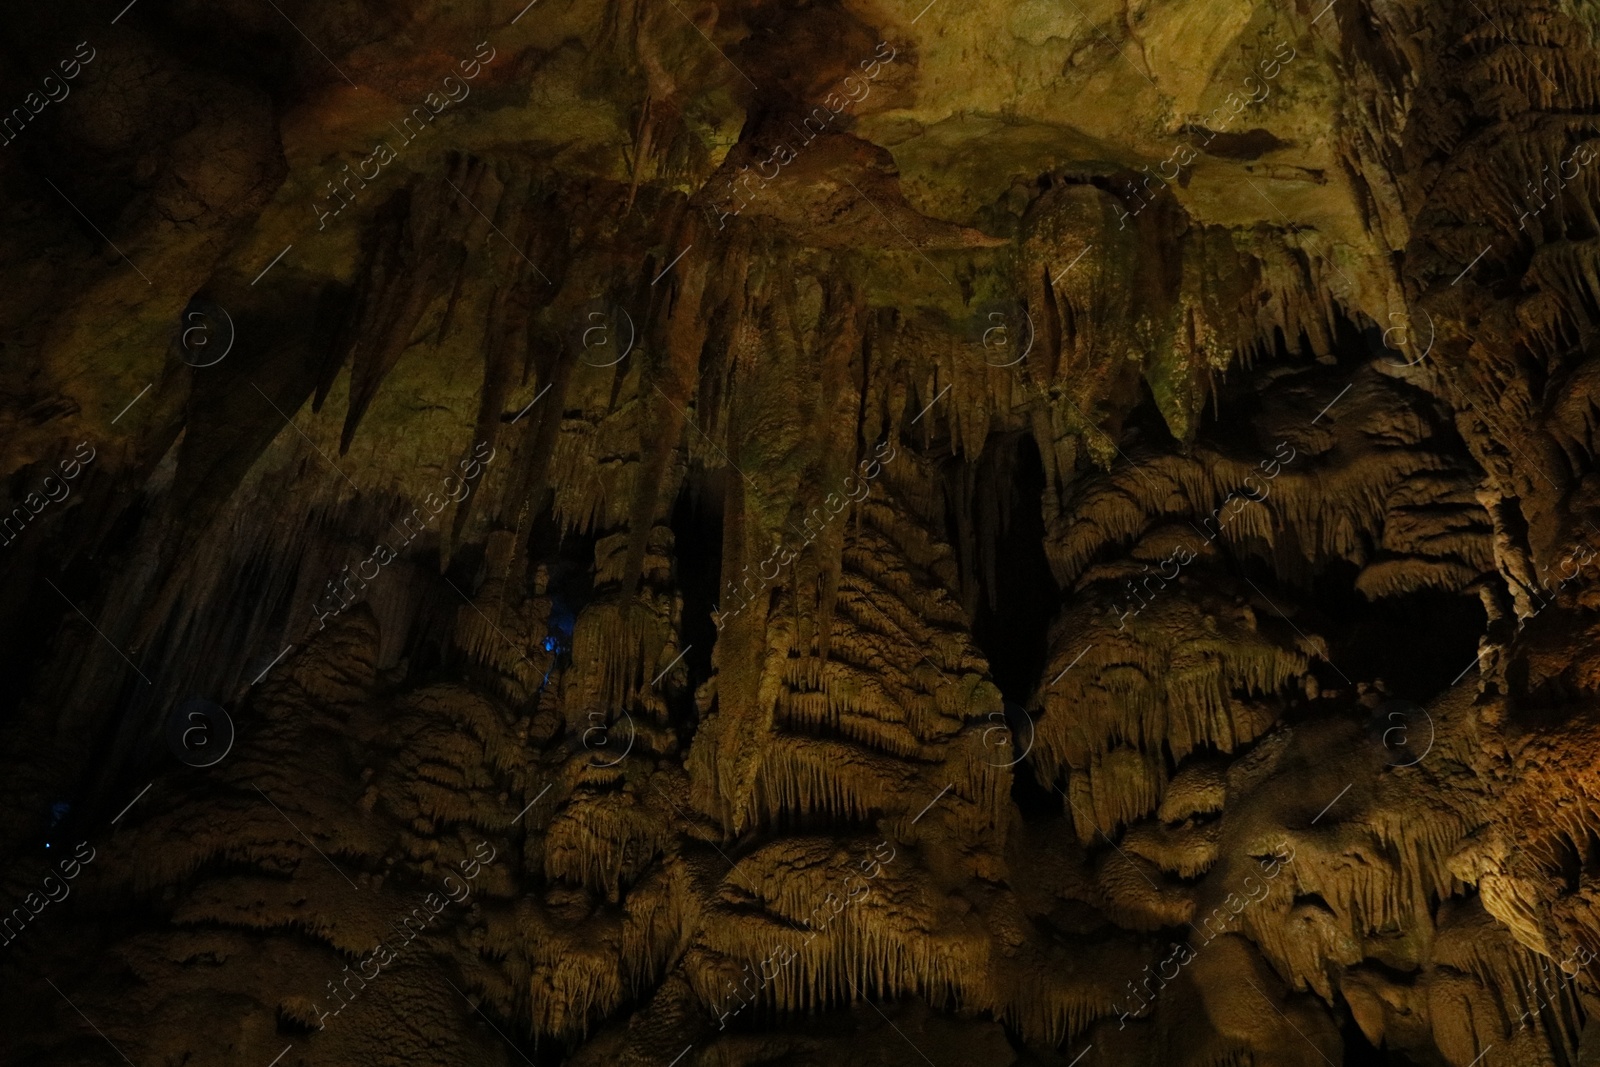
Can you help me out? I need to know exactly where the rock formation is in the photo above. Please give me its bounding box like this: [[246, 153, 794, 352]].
[[2, 0, 1599, 1064]]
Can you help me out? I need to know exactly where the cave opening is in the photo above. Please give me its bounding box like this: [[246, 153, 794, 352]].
[[968, 433, 1058, 703], [1294, 561, 1487, 706], [961, 433, 1061, 819], [668, 476, 725, 701], [515, 508, 599, 699], [1339, 1011, 1424, 1065]]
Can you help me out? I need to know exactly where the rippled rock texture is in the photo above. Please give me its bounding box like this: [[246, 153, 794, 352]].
[[3, 0, 1600, 1064]]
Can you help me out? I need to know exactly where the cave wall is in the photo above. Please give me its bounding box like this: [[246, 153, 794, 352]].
[[2, 0, 1600, 1065]]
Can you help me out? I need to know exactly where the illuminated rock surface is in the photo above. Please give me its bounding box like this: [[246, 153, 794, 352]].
[[2, 0, 1600, 1064]]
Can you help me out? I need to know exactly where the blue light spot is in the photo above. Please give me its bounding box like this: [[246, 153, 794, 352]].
[[548, 598, 575, 639]]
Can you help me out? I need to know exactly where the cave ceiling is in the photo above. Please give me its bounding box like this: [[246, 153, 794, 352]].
[[4, 0, 1600, 1065]]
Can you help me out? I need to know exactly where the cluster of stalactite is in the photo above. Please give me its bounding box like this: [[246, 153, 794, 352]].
[[7, 0, 1600, 1064]]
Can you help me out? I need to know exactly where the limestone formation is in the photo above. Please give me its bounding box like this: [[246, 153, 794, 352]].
[[2, 0, 1600, 1064]]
